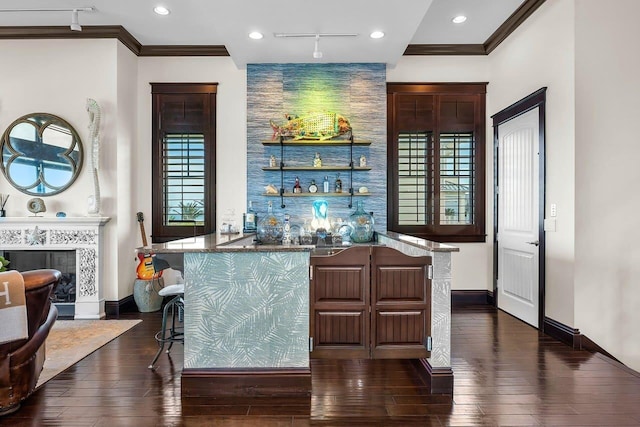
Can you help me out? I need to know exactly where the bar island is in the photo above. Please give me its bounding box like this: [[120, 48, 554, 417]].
[[143, 231, 458, 400]]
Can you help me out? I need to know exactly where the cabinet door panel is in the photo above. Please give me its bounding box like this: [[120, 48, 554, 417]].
[[371, 247, 431, 358], [310, 246, 370, 359], [312, 310, 369, 359]]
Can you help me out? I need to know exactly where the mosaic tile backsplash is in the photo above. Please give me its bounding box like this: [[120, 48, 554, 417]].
[[247, 63, 387, 234]]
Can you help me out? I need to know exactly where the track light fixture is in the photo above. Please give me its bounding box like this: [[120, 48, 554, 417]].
[[0, 7, 95, 32], [313, 35, 322, 59], [71, 9, 81, 31], [273, 32, 358, 60]]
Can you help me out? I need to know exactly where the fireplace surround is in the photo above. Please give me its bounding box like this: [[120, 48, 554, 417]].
[[0, 216, 110, 319]]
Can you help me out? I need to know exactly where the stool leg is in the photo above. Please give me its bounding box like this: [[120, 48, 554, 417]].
[[148, 295, 174, 369]]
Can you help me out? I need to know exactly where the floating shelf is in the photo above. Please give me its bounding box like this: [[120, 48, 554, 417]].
[[261, 139, 371, 146], [262, 166, 371, 171], [262, 192, 371, 197]]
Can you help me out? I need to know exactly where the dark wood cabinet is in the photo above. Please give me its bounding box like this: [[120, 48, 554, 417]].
[[310, 245, 431, 359], [310, 246, 370, 359], [371, 246, 431, 359]]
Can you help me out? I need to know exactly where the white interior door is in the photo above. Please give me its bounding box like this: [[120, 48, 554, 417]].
[[497, 108, 540, 327]]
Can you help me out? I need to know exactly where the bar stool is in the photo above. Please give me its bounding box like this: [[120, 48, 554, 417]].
[[148, 256, 184, 370]]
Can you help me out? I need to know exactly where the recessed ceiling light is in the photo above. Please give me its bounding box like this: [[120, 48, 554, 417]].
[[249, 31, 263, 40], [154, 6, 170, 16], [370, 31, 385, 39], [452, 15, 467, 24]]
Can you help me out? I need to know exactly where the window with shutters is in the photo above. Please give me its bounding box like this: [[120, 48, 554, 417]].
[[387, 83, 486, 243], [151, 83, 217, 243]]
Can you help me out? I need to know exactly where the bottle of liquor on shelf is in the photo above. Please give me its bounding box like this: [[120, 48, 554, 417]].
[[335, 173, 342, 193], [323, 176, 330, 193], [293, 176, 302, 194], [282, 213, 291, 245], [243, 200, 258, 233]]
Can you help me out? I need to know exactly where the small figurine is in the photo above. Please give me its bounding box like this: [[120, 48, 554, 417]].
[[359, 154, 367, 168], [269, 154, 277, 168], [313, 152, 322, 168]]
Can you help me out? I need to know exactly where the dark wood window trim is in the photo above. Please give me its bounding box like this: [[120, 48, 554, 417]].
[[387, 83, 487, 243], [151, 83, 217, 243]]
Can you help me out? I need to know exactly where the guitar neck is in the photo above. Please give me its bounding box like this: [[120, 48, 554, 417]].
[[139, 221, 149, 247]]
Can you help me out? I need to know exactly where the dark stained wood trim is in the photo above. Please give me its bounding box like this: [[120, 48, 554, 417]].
[[181, 367, 311, 398], [0, 25, 229, 57], [543, 316, 581, 348], [484, 0, 547, 54], [404, 0, 547, 57], [404, 44, 486, 56], [105, 295, 137, 319], [492, 87, 547, 327], [451, 290, 492, 306], [140, 45, 229, 57], [410, 358, 453, 395], [580, 335, 622, 364], [0, 25, 142, 55]]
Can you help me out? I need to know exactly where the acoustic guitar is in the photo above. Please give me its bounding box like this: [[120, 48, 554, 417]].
[[136, 212, 163, 280]]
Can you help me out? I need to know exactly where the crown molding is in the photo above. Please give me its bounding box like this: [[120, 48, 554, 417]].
[[404, 0, 547, 56], [139, 45, 229, 57], [484, 0, 547, 54], [0, 1, 546, 58], [404, 44, 486, 56], [0, 25, 142, 54]]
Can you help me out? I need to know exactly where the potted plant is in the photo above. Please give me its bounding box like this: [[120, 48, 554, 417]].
[[0, 255, 9, 272]]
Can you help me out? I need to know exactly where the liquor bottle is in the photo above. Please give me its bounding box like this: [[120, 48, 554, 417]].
[[308, 179, 318, 193], [243, 200, 257, 233], [282, 213, 291, 245], [335, 173, 342, 193], [293, 176, 302, 193], [323, 176, 330, 193]]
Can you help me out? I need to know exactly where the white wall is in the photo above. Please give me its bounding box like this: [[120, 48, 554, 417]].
[[0, 39, 121, 302], [135, 57, 247, 239], [488, 0, 576, 326], [575, 0, 640, 370], [115, 43, 139, 299], [389, 56, 493, 291]]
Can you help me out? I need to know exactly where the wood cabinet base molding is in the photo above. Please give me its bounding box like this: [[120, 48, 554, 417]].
[[411, 358, 454, 395], [182, 368, 311, 399]]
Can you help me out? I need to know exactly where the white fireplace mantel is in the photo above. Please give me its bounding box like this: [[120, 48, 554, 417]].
[[0, 216, 110, 319]]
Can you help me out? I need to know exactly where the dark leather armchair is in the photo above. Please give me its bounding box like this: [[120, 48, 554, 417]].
[[0, 269, 60, 416]]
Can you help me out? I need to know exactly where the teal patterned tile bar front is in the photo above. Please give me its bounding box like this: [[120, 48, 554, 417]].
[[183, 250, 310, 369]]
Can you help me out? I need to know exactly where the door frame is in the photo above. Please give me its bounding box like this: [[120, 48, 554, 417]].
[[491, 87, 547, 330]]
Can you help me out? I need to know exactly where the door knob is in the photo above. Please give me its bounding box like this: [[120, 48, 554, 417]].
[[526, 240, 540, 246]]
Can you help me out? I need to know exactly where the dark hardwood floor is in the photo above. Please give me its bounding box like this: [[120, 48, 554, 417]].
[[3, 305, 640, 426]]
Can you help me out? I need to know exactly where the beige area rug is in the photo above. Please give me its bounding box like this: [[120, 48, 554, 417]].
[[36, 319, 142, 388]]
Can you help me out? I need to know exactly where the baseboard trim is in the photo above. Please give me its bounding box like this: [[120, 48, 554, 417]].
[[451, 290, 493, 306], [105, 295, 137, 319], [182, 367, 312, 399], [410, 358, 453, 395], [543, 317, 623, 364], [543, 317, 581, 348], [579, 334, 621, 364]]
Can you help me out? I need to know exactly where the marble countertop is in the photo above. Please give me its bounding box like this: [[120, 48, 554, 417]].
[[139, 231, 458, 254], [140, 232, 313, 253], [378, 231, 460, 253]]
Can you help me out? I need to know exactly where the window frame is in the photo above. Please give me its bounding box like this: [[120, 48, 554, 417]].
[[151, 83, 217, 243], [387, 83, 487, 243]]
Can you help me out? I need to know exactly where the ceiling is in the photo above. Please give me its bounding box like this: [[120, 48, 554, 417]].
[[0, 0, 535, 67]]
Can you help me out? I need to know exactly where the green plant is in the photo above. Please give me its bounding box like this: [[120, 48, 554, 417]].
[[171, 200, 204, 221], [0, 256, 9, 272], [445, 208, 456, 217]]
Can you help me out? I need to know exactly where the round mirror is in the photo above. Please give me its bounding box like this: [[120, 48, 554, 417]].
[[1, 113, 83, 196]]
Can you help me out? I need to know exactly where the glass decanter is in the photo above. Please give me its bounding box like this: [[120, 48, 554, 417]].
[[257, 201, 283, 244], [349, 200, 375, 243]]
